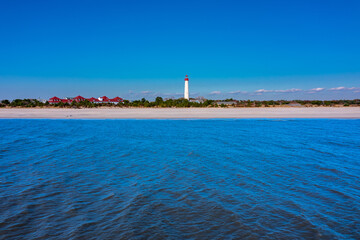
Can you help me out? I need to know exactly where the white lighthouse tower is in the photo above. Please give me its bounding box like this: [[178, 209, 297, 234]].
[[184, 75, 189, 100]]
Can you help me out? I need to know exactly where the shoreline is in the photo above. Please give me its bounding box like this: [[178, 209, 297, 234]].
[[1, 107, 360, 119]]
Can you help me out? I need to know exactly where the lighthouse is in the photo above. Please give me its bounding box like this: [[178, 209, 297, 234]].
[[184, 75, 189, 100]]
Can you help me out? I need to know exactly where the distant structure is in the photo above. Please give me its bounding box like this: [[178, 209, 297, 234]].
[[215, 100, 238, 106], [189, 96, 206, 104], [49, 95, 123, 104], [184, 75, 189, 100]]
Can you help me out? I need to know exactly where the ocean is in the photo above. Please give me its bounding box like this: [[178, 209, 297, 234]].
[[0, 119, 359, 239]]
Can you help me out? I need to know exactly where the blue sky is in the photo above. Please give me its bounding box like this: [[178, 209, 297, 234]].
[[0, 0, 359, 100]]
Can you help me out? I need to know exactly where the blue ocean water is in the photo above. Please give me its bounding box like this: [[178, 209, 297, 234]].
[[0, 119, 359, 239]]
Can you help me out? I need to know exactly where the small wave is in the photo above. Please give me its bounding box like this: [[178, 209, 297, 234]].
[[308, 148, 337, 156], [101, 193, 115, 201]]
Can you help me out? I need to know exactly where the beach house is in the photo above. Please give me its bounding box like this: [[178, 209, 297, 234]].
[[49, 96, 123, 104]]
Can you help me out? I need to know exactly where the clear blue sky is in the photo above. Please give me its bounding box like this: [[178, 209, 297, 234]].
[[0, 0, 359, 100]]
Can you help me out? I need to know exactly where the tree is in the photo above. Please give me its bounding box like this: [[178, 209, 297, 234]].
[[203, 100, 214, 106], [246, 100, 252, 107], [1, 100, 10, 105], [324, 101, 332, 106], [155, 97, 163, 105]]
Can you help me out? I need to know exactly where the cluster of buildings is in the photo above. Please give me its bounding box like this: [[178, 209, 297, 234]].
[[49, 96, 123, 104]]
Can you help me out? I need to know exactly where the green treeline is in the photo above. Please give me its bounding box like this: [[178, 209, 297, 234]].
[[1, 98, 359, 108]]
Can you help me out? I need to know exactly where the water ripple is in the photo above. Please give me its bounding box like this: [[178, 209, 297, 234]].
[[0, 119, 359, 239]]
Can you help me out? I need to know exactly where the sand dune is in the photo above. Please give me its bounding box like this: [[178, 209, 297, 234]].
[[0, 107, 359, 119]]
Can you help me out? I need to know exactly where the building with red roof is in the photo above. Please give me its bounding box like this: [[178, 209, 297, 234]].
[[88, 97, 100, 103], [49, 96, 123, 104], [109, 97, 123, 103], [49, 96, 61, 103], [98, 96, 110, 102], [73, 95, 86, 102], [61, 99, 73, 103]]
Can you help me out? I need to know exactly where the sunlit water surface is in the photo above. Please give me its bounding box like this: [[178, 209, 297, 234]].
[[0, 119, 359, 239]]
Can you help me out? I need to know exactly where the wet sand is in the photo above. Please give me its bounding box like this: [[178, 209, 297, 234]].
[[0, 107, 359, 119]]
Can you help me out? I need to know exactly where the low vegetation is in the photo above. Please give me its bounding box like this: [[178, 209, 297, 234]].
[[1, 98, 359, 108]]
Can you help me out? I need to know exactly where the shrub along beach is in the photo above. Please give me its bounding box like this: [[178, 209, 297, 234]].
[[1, 98, 359, 119], [1, 97, 360, 108]]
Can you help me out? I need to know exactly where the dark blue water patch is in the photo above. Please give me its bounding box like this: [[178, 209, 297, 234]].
[[0, 119, 359, 239]]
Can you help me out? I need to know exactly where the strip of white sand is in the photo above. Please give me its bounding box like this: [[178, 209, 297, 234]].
[[0, 107, 359, 119]]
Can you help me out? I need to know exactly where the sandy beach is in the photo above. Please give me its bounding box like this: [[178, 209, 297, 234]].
[[0, 107, 359, 119]]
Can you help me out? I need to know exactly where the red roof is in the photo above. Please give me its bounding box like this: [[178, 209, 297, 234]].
[[110, 97, 123, 102], [101, 96, 110, 102], [88, 97, 99, 102], [74, 95, 86, 102], [49, 96, 61, 100], [61, 99, 73, 103], [49, 96, 61, 103]]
